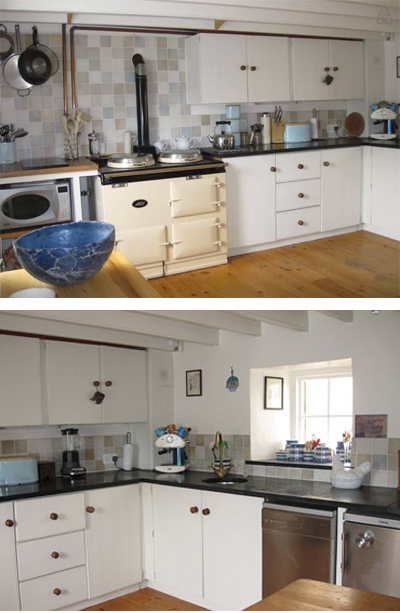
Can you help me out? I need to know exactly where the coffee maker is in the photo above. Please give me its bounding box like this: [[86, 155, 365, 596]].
[[61, 428, 86, 478], [370, 102, 398, 140], [155, 431, 188, 473]]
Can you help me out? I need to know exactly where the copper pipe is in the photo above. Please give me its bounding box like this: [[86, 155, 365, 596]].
[[70, 27, 76, 110], [62, 24, 68, 116]]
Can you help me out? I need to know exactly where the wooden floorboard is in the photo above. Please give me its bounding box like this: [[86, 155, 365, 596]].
[[84, 587, 206, 611], [149, 231, 400, 298]]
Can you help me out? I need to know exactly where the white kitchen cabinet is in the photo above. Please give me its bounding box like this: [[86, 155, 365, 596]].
[[45, 340, 147, 425], [321, 147, 362, 232], [226, 155, 276, 252], [186, 33, 291, 104], [277, 206, 321, 240], [292, 38, 364, 101], [19, 566, 87, 611], [370, 147, 400, 241], [275, 151, 321, 183], [0, 335, 42, 427], [85, 485, 142, 599], [151, 484, 263, 610], [0, 502, 20, 611]]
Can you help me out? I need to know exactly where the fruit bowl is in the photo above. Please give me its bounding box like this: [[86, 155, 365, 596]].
[[14, 221, 115, 286]]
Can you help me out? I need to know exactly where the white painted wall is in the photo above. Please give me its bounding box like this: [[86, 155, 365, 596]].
[[173, 311, 400, 436], [385, 37, 400, 102]]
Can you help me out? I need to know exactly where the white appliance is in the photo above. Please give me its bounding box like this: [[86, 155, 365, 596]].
[[370, 106, 397, 140], [155, 433, 187, 473], [0, 456, 38, 485], [0, 180, 72, 231]]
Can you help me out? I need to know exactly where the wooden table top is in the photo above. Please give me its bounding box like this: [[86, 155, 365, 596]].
[[0, 250, 161, 298], [0, 158, 98, 180], [246, 579, 400, 611]]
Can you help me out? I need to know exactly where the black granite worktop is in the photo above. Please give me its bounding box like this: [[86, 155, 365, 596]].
[[201, 136, 400, 159], [1, 469, 399, 515]]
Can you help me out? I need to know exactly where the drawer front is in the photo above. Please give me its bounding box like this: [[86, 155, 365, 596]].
[[14, 493, 85, 542], [17, 531, 86, 581], [276, 179, 321, 212], [276, 151, 321, 183], [19, 565, 88, 611], [277, 206, 321, 240]]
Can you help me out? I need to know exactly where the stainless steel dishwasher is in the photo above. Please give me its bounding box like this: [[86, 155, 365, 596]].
[[262, 503, 337, 597]]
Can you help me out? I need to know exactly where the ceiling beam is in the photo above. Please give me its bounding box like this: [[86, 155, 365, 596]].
[[228, 310, 309, 331], [316, 310, 354, 322], [134, 310, 263, 336]]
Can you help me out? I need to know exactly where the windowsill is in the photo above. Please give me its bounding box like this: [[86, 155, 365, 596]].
[[246, 459, 333, 470]]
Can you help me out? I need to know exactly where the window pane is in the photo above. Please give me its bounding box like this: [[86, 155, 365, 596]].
[[303, 379, 328, 416], [329, 416, 353, 448], [330, 377, 353, 416], [303, 417, 329, 445]]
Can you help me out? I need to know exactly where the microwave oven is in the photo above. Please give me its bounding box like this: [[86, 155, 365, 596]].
[[0, 180, 72, 231]]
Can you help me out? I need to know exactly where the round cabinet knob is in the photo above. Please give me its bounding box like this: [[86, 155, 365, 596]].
[[250, 66, 256, 71], [105, 380, 113, 387], [51, 551, 60, 559], [270, 166, 277, 173], [298, 220, 305, 226], [202, 508, 211, 516], [5, 519, 14, 527], [190, 506, 199, 514], [240, 65, 247, 71], [93, 381, 100, 387], [323, 161, 330, 167], [324, 67, 330, 72], [86, 506, 95, 514], [53, 588, 62, 596], [50, 513, 58, 521], [298, 164, 304, 169], [333, 66, 339, 72], [298, 193, 305, 199]]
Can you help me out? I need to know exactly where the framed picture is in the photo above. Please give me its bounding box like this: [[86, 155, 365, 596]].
[[264, 376, 284, 410], [397, 56, 400, 78], [186, 369, 202, 397], [355, 414, 387, 438]]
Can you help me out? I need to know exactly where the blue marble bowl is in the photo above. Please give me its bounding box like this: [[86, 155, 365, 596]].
[[14, 222, 115, 286]]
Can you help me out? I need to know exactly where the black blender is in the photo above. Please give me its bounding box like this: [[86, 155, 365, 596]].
[[61, 428, 86, 478]]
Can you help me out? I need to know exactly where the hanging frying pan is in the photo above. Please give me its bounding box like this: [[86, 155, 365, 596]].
[[3, 25, 32, 96], [0, 24, 14, 62], [24, 26, 59, 77], [18, 27, 51, 85]]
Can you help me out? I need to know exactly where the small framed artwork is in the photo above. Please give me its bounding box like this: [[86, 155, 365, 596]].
[[355, 414, 387, 438], [264, 376, 284, 410], [186, 369, 202, 397], [397, 56, 400, 78]]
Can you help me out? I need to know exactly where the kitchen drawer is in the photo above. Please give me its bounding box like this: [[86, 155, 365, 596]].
[[19, 565, 87, 611], [276, 179, 321, 212], [170, 174, 224, 218], [17, 530, 86, 581], [277, 206, 321, 240], [14, 493, 85, 542], [275, 151, 321, 183]]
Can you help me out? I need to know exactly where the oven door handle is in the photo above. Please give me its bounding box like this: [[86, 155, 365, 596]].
[[342, 530, 350, 574]]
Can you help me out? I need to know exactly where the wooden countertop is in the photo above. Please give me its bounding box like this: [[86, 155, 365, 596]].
[[0, 250, 161, 298], [246, 579, 400, 611], [0, 158, 98, 179]]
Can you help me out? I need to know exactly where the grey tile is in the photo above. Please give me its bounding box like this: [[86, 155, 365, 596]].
[[100, 36, 112, 47], [2, 440, 15, 455], [29, 110, 42, 122], [388, 438, 400, 454], [371, 454, 388, 470], [15, 440, 27, 454], [103, 107, 114, 119]]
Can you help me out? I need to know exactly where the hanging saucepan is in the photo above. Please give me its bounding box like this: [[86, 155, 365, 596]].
[[0, 24, 15, 62], [3, 25, 32, 97], [18, 27, 52, 86], [23, 26, 59, 77]]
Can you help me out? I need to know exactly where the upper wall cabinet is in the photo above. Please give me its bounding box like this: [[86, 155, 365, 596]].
[[44, 341, 148, 425], [186, 34, 291, 104], [0, 335, 43, 427], [292, 39, 364, 101]]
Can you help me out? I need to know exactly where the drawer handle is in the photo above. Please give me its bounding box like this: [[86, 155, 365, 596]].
[[270, 166, 277, 172], [53, 588, 62, 596], [93, 381, 100, 387], [50, 513, 59, 521], [202, 508, 211, 516], [298, 164, 304, 169], [298, 220, 305, 226], [250, 66, 256, 71], [333, 66, 339, 72], [324, 67, 330, 72], [323, 161, 330, 167], [86, 506, 95, 514], [5, 519, 14, 527], [298, 193, 305, 199], [105, 380, 113, 387], [190, 506, 199, 514], [51, 551, 60, 559], [240, 65, 247, 71]]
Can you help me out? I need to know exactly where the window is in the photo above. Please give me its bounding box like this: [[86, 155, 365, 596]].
[[298, 375, 353, 448]]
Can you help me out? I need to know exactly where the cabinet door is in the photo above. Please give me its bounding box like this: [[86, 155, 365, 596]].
[[101, 346, 147, 423], [86, 485, 142, 599], [0, 335, 42, 426], [247, 36, 291, 102], [170, 216, 221, 260], [199, 34, 248, 103], [115, 225, 168, 267], [202, 491, 263, 610], [292, 39, 331, 101], [0, 502, 20, 611], [330, 40, 364, 100], [371, 148, 400, 235], [321, 147, 362, 232], [45, 341, 102, 424], [170, 175, 223, 218], [226, 155, 276, 251], [152, 485, 203, 601]]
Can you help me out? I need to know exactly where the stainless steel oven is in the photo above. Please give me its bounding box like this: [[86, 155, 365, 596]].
[[0, 179, 72, 231]]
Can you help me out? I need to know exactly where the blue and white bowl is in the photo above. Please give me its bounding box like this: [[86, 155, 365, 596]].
[[303, 452, 315, 462], [276, 452, 287, 461], [14, 222, 115, 286]]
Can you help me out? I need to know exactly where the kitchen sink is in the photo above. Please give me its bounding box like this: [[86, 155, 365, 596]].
[[202, 476, 248, 485]]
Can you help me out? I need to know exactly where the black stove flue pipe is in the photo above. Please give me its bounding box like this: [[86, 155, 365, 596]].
[[132, 53, 150, 148]]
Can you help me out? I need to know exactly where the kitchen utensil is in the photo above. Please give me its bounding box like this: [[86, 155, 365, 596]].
[[0, 125, 10, 140], [157, 148, 203, 164], [18, 27, 52, 86], [0, 24, 14, 62], [24, 26, 59, 77], [345, 112, 365, 137], [271, 120, 285, 144], [207, 121, 235, 149], [10, 128, 28, 141], [3, 25, 32, 96], [88, 131, 101, 156]]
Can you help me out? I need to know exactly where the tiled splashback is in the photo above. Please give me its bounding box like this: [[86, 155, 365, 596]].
[[0, 29, 348, 161]]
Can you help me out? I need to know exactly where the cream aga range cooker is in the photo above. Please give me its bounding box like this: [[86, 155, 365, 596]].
[[88, 151, 228, 279]]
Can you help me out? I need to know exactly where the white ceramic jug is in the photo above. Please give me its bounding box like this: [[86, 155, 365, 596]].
[[154, 140, 168, 153], [172, 137, 196, 149]]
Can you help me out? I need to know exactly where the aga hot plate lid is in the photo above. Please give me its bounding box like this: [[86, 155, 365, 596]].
[[107, 152, 155, 168], [157, 148, 203, 164]]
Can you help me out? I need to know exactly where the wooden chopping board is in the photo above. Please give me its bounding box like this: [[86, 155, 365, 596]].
[[345, 112, 365, 137]]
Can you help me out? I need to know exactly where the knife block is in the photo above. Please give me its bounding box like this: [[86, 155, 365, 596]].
[[271, 120, 285, 144]]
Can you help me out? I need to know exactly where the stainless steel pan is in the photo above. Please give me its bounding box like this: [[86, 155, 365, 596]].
[[3, 25, 32, 96]]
